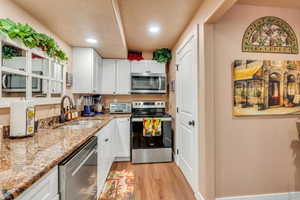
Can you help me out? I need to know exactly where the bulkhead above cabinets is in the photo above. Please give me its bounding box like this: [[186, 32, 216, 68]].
[[72, 47, 166, 95]]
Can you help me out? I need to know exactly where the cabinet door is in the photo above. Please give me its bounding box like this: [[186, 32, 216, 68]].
[[96, 56, 103, 93], [101, 59, 116, 94], [92, 50, 98, 93], [16, 167, 58, 200], [115, 118, 130, 159], [148, 60, 166, 73], [131, 60, 150, 73], [116, 60, 131, 94], [106, 120, 115, 168], [72, 48, 93, 93], [96, 129, 106, 198]]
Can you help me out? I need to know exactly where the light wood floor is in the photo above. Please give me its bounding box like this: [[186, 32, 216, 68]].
[[110, 162, 196, 200]]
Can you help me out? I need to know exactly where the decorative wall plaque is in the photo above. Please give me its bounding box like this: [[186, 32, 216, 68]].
[[242, 16, 298, 54]]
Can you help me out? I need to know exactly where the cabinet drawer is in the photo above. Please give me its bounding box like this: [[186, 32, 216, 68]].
[[16, 167, 58, 200]]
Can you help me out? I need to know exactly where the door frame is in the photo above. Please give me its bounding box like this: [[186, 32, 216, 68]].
[[175, 25, 199, 194]]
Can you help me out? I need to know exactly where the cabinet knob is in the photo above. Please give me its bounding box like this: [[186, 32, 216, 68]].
[[105, 138, 109, 142]]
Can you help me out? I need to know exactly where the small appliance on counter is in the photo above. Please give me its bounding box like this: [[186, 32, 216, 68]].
[[10, 100, 35, 138], [109, 102, 132, 114], [93, 95, 104, 114], [83, 96, 95, 117]]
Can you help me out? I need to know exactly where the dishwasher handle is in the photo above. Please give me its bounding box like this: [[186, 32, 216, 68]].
[[71, 148, 97, 177]]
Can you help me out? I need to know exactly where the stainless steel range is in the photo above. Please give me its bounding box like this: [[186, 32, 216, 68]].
[[131, 101, 172, 163]]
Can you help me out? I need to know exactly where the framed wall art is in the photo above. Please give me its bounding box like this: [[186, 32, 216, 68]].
[[233, 60, 300, 116], [242, 16, 299, 54]]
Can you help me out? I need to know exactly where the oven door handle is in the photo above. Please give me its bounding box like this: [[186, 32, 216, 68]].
[[131, 117, 172, 122]]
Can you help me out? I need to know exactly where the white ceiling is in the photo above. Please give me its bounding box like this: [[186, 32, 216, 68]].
[[12, 0, 127, 58], [238, 0, 300, 9], [118, 0, 203, 52], [12, 0, 203, 58]]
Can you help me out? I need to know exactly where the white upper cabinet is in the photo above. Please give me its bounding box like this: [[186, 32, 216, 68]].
[[72, 48, 102, 93], [131, 60, 149, 73], [101, 59, 131, 95], [131, 60, 165, 74], [96, 56, 103, 93], [116, 60, 131, 94], [101, 59, 116, 94], [148, 60, 166, 73]]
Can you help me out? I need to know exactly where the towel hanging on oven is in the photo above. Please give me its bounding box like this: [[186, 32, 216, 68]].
[[143, 118, 162, 137]]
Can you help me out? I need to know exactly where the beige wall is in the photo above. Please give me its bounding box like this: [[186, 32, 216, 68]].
[[214, 4, 300, 198], [169, 0, 236, 199], [0, 0, 73, 125]]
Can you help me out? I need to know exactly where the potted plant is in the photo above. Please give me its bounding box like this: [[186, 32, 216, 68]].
[[0, 18, 68, 61], [153, 48, 172, 64]]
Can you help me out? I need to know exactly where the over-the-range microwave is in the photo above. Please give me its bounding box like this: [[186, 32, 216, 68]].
[[131, 73, 167, 94]]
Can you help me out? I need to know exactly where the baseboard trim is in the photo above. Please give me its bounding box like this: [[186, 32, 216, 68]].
[[195, 192, 206, 200], [216, 192, 300, 200]]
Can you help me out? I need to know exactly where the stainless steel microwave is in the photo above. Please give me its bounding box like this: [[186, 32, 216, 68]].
[[131, 73, 167, 94]]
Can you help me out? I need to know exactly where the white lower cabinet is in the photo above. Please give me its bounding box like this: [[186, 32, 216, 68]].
[[16, 167, 59, 200], [115, 117, 130, 161], [96, 119, 116, 198], [96, 118, 130, 198]]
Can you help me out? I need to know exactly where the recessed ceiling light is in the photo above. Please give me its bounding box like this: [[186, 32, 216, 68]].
[[86, 38, 98, 44], [149, 26, 160, 34]]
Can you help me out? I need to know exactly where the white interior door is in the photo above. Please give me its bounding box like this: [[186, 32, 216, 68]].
[[176, 29, 198, 192]]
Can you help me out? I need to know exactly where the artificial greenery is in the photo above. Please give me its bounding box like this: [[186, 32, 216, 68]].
[[153, 48, 172, 64], [2, 45, 21, 59], [0, 18, 68, 61]]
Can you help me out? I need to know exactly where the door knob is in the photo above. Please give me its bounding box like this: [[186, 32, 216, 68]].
[[188, 120, 195, 126]]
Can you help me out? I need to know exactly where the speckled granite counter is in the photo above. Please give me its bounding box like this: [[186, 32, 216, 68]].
[[0, 114, 131, 200]]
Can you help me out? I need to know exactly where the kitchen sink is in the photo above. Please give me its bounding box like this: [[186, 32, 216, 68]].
[[56, 120, 102, 130]]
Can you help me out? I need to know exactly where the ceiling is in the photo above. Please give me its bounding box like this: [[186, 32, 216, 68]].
[[12, 0, 203, 58], [118, 0, 203, 52], [12, 0, 127, 58], [237, 0, 300, 9]]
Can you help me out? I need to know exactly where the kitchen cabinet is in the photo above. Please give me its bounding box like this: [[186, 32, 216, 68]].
[[96, 119, 116, 198], [131, 60, 165, 74], [72, 48, 102, 93], [101, 59, 131, 94], [116, 60, 131, 94], [16, 167, 59, 200], [101, 59, 116, 94], [115, 117, 130, 161]]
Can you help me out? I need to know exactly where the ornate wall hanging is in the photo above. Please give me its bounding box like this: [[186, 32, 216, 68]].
[[242, 16, 299, 54]]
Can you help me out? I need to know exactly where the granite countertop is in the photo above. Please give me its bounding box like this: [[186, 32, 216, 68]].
[[0, 114, 131, 200]]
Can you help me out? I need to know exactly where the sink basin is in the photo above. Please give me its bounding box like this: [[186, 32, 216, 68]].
[[57, 120, 102, 130]]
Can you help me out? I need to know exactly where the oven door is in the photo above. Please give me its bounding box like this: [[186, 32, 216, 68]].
[[131, 73, 166, 94], [131, 117, 172, 149]]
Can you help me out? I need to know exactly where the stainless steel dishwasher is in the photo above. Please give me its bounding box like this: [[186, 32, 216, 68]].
[[59, 136, 97, 200]]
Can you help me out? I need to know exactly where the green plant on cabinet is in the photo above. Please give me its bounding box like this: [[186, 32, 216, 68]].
[[153, 48, 172, 64], [0, 18, 68, 61]]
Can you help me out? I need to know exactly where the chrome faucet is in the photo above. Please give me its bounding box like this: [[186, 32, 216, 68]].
[[60, 95, 74, 123]]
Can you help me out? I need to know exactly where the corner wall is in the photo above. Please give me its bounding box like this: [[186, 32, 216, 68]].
[[214, 4, 300, 198], [169, 0, 237, 199]]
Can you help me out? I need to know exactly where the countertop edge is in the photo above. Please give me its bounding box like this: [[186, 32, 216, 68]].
[[1, 114, 131, 200]]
